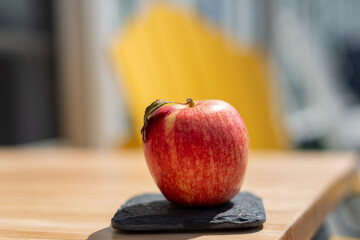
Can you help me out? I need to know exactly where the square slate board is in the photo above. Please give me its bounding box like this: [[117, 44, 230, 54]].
[[111, 192, 265, 231]]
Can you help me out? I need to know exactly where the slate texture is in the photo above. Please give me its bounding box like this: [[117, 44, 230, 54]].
[[111, 192, 266, 231]]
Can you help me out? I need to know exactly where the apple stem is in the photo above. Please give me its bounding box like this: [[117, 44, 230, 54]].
[[187, 98, 195, 107]]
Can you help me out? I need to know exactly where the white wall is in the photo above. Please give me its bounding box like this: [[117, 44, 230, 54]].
[[55, 0, 130, 147]]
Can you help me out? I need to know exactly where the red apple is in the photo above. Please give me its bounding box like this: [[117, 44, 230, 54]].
[[142, 98, 249, 207]]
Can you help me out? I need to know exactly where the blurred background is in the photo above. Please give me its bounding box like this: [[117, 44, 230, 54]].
[[2, 0, 360, 151], [1, 0, 360, 238]]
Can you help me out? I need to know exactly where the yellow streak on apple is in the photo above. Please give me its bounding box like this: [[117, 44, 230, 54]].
[[164, 111, 177, 171], [198, 110, 216, 198], [164, 108, 193, 204]]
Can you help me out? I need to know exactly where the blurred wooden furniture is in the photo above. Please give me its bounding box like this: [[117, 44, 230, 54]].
[[111, 5, 287, 149], [332, 237, 360, 240], [0, 148, 357, 240]]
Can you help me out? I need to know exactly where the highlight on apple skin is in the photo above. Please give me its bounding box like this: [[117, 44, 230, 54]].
[[142, 98, 249, 207]]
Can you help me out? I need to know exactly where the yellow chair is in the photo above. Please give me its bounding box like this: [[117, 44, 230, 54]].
[[111, 5, 288, 149]]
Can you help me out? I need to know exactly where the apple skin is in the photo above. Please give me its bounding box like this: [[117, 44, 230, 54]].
[[142, 99, 249, 207]]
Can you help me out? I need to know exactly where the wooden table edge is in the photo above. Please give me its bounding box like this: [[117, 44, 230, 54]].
[[279, 155, 358, 240]]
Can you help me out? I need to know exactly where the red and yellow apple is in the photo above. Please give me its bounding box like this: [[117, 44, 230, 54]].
[[142, 98, 249, 207]]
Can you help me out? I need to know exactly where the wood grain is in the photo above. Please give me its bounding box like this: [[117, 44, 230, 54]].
[[0, 148, 356, 240]]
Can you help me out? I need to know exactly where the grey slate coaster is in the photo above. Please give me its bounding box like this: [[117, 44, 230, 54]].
[[111, 192, 266, 231]]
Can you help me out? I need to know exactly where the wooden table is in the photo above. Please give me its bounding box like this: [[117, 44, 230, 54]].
[[0, 148, 357, 240]]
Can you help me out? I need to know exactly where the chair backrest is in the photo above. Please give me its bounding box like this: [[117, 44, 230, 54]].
[[111, 5, 288, 149]]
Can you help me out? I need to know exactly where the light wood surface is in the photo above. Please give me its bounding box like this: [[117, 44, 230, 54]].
[[0, 148, 357, 240], [332, 237, 360, 240]]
